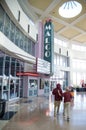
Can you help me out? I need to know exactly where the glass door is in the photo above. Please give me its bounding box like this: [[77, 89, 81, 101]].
[[3, 77, 9, 100], [15, 78, 19, 97], [10, 79, 15, 99], [9, 78, 20, 99], [28, 79, 38, 97]]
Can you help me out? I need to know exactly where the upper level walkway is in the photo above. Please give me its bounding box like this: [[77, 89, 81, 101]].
[[0, 91, 86, 130]]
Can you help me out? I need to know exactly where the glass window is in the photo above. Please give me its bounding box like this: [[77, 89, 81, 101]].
[[62, 41, 68, 47], [72, 59, 86, 70], [31, 41, 35, 56], [27, 39, 31, 54], [20, 62, 24, 72], [54, 54, 57, 65], [11, 58, 16, 76], [59, 56, 63, 66], [4, 14, 10, 38], [10, 21, 15, 42], [0, 78, 3, 90], [0, 57, 4, 75], [15, 27, 20, 46], [72, 61, 76, 69], [54, 38, 58, 43], [67, 57, 70, 67], [76, 73, 81, 85], [72, 59, 86, 86], [16, 61, 20, 73], [5, 61, 10, 76], [24, 37, 28, 52], [0, 5, 36, 56], [57, 55, 60, 66], [72, 44, 86, 52], [19, 32, 24, 49], [62, 56, 70, 67], [0, 5, 4, 32], [5, 56, 10, 61], [29, 79, 38, 88], [62, 56, 66, 67], [10, 79, 15, 99]]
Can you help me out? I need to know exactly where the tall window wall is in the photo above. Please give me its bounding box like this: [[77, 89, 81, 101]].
[[72, 59, 86, 87], [54, 38, 68, 47], [72, 44, 86, 52], [51, 53, 70, 89], [54, 53, 70, 67], [0, 4, 35, 56]]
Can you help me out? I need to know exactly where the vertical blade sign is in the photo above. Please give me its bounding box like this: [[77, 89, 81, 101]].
[[44, 19, 54, 75]]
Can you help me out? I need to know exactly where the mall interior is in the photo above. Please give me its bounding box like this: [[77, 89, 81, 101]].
[[0, 0, 86, 130]]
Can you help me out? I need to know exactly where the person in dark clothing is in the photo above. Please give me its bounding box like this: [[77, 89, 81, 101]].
[[63, 87, 72, 121], [52, 83, 63, 117]]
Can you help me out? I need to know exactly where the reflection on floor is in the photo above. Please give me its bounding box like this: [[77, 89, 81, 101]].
[[0, 111, 17, 120], [0, 91, 86, 130]]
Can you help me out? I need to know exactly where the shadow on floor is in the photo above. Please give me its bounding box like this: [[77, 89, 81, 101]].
[[0, 111, 17, 120]]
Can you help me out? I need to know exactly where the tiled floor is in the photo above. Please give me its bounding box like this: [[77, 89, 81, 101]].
[[0, 91, 86, 130]]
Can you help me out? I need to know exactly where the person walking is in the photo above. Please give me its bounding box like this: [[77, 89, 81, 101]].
[[52, 83, 63, 117], [63, 87, 72, 121], [70, 87, 74, 106]]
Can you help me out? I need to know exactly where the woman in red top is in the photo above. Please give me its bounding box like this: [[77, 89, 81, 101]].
[[63, 87, 72, 121]]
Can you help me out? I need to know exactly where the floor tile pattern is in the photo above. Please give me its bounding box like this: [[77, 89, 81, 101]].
[[0, 91, 86, 130]]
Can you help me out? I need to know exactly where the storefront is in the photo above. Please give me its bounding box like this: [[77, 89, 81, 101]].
[[36, 58, 51, 96], [0, 51, 24, 101], [23, 76, 39, 97], [17, 58, 51, 97], [39, 78, 50, 96], [22, 76, 50, 97], [0, 76, 20, 101]]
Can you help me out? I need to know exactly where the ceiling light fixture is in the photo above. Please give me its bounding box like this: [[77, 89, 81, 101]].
[[58, 1, 82, 18]]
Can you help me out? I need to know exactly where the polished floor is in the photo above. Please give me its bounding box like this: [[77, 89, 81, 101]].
[[0, 91, 86, 130]]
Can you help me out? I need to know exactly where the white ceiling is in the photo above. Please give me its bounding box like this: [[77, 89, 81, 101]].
[[18, 0, 86, 45]]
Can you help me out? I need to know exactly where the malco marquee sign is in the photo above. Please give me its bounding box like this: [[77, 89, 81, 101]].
[[44, 19, 54, 75]]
